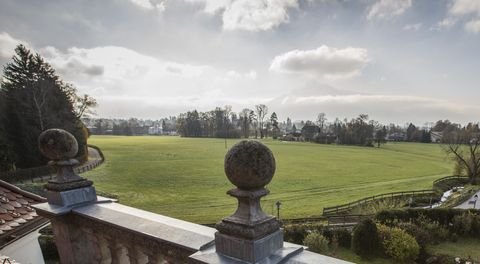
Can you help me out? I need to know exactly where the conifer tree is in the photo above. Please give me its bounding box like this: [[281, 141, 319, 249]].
[[1, 45, 95, 168]]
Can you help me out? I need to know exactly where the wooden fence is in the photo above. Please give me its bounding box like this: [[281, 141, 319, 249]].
[[322, 189, 435, 216], [0, 145, 105, 183], [433, 175, 469, 190]]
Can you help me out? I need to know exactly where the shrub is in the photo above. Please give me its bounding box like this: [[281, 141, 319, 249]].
[[396, 222, 431, 248], [334, 228, 352, 248], [452, 212, 474, 236], [303, 231, 329, 254], [321, 228, 352, 249], [377, 225, 420, 262], [376, 208, 479, 226], [471, 215, 480, 236], [283, 224, 308, 244], [352, 219, 379, 259]]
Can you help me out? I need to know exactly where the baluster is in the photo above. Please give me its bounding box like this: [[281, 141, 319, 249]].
[[83, 227, 110, 264], [144, 249, 168, 264], [126, 244, 148, 264], [105, 235, 127, 264]]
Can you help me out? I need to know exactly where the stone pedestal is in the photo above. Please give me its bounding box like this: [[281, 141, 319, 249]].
[[47, 186, 97, 207], [215, 230, 283, 263]]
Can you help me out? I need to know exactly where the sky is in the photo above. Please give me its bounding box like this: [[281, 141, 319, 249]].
[[0, 0, 480, 125]]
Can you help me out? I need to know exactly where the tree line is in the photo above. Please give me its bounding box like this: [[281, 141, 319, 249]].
[[176, 104, 280, 139]]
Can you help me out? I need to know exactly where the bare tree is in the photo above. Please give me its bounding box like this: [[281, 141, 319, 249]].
[[255, 104, 268, 139], [444, 133, 480, 185], [316, 113, 327, 133]]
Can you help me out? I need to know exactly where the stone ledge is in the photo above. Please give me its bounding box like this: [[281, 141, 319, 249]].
[[72, 202, 216, 252]]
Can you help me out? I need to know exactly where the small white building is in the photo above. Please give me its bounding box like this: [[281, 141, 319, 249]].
[[148, 125, 163, 135]]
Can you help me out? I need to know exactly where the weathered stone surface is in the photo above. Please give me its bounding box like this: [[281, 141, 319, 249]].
[[224, 140, 275, 190], [215, 188, 279, 240], [38, 129, 78, 160], [47, 186, 97, 206], [214, 230, 283, 263]]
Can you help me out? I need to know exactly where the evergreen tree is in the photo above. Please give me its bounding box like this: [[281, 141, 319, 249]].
[[1, 45, 92, 168]]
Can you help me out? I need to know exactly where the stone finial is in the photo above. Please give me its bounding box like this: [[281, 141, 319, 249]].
[[224, 140, 275, 190], [215, 140, 282, 263], [39, 128, 79, 161], [38, 129, 95, 206]]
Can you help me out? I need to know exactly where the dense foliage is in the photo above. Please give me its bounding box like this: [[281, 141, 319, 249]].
[[377, 224, 420, 262], [351, 219, 379, 259], [376, 208, 479, 226], [303, 231, 329, 254], [0, 45, 94, 169]]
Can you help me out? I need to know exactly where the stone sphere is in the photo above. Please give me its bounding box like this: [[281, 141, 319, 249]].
[[224, 140, 276, 190], [38, 129, 78, 160]]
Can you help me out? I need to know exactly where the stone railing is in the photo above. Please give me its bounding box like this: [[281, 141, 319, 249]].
[[33, 129, 352, 264]]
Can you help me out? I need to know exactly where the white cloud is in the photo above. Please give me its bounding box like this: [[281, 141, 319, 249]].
[[130, 0, 166, 12], [185, 0, 231, 14], [226, 70, 257, 80], [0, 32, 27, 59], [438, 0, 480, 33], [186, 0, 298, 31], [465, 18, 480, 33], [449, 0, 480, 16], [367, 0, 412, 20], [269, 45, 369, 80], [403, 23, 422, 31], [223, 0, 298, 31]]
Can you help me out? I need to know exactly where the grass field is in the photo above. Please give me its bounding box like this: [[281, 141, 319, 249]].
[[83, 136, 453, 223]]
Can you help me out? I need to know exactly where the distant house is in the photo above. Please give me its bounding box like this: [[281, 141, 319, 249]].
[[387, 132, 406, 141], [431, 131, 443, 143], [0, 180, 48, 264], [148, 125, 163, 135]]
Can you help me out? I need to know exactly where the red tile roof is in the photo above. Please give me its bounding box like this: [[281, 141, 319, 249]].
[[0, 180, 47, 246]]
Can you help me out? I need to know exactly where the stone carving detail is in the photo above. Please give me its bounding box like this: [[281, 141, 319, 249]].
[[39, 129, 93, 191], [69, 215, 191, 264], [224, 140, 275, 190]]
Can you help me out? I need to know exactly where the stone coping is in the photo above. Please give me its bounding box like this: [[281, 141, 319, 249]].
[[72, 202, 216, 252]]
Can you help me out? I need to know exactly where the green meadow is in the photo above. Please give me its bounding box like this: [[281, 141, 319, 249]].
[[83, 136, 453, 223]]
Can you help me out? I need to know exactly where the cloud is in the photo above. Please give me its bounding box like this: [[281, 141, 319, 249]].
[[129, 0, 166, 12], [367, 0, 412, 20], [186, 0, 298, 31], [269, 45, 369, 80], [465, 18, 480, 33], [0, 32, 27, 59], [185, 0, 232, 14], [226, 70, 257, 80], [403, 23, 422, 31], [449, 0, 480, 16], [437, 0, 480, 33]]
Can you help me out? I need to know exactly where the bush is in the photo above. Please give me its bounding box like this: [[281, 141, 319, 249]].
[[452, 212, 474, 236], [334, 228, 352, 248], [303, 231, 329, 254], [471, 214, 480, 236], [352, 219, 379, 259], [376, 208, 479, 226], [396, 222, 431, 249], [283, 224, 308, 244], [322, 228, 352, 249], [377, 224, 420, 262]]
